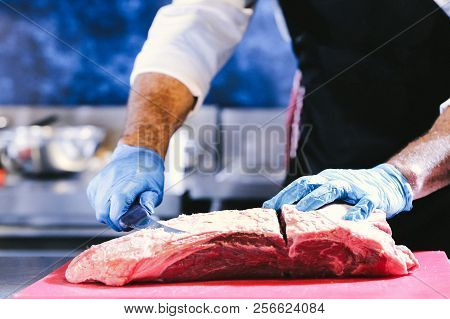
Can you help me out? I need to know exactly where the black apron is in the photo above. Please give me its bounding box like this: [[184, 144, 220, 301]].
[[278, 0, 450, 253]]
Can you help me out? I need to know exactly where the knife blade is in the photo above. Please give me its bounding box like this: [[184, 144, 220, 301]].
[[119, 199, 185, 234]]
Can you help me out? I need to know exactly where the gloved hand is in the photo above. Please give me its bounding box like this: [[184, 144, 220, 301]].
[[263, 164, 413, 220], [87, 143, 164, 231]]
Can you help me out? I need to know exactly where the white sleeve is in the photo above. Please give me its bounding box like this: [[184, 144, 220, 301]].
[[130, 0, 255, 109], [434, 0, 450, 17], [439, 98, 450, 114]]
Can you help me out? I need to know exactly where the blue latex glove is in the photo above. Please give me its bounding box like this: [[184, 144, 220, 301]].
[[87, 143, 164, 231], [263, 164, 413, 220]]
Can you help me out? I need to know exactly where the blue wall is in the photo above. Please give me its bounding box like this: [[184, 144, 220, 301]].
[[0, 0, 296, 107]]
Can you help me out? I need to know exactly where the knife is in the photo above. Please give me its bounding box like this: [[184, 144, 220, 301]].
[[119, 199, 185, 234]]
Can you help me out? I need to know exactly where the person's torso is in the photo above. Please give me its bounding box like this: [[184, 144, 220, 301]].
[[278, 0, 450, 178]]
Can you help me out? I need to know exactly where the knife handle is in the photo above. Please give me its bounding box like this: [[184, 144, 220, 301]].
[[119, 200, 150, 230]]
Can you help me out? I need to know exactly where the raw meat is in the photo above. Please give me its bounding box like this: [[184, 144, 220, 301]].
[[282, 205, 419, 277], [65, 205, 418, 286], [65, 208, 287, 286]]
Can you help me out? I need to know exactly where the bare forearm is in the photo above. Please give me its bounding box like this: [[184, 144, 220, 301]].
[[388, 108, 450, 199], [121, 73, 195, 158]]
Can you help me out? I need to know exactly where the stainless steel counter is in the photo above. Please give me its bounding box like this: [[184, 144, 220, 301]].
[[0, 254, 70, 298]]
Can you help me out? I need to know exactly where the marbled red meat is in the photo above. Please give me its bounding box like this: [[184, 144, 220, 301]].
[[65, 205, 418, 286], [65, 208, 286, 286], [283, 205, 419, 277]]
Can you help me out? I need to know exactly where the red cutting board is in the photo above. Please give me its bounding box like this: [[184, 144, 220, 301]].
[[14, 251, 449, 299]]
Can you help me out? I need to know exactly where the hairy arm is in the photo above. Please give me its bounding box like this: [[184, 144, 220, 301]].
[[120, 73, 195, 158], [121, 1, 254, 157], [388, 107, 450, 200]]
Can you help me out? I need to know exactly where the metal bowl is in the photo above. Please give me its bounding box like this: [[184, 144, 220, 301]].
[[0, 125, 105, 175]]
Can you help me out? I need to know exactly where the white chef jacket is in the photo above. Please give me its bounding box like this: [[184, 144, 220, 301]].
[[130, 0, 449, 112]]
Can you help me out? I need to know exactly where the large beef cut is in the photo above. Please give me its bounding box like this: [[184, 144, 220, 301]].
[[66, 205, 418, 286], [66, 208, 287, 286], [282, 205, 418, 277]]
